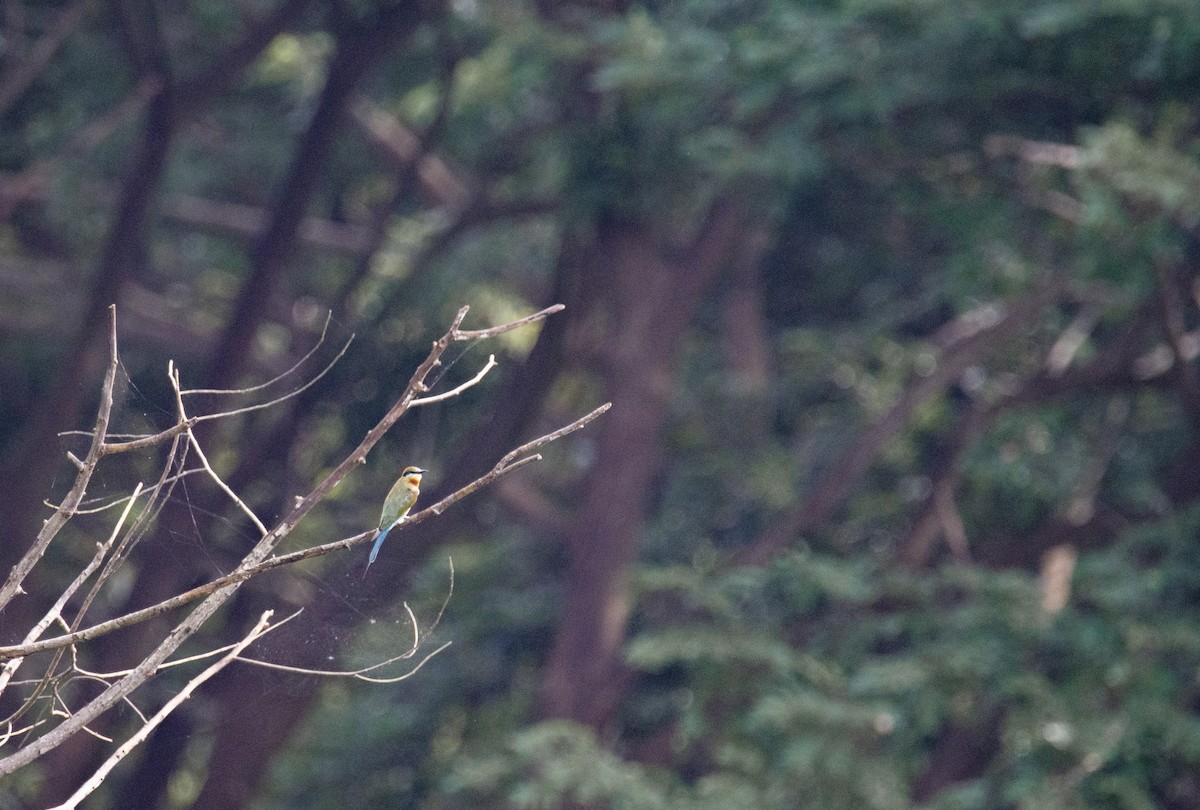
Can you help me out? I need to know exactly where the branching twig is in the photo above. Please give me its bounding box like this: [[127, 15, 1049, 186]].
[[0, 402, 610, 663], [411, 354, 497, 406], [0, 484, 142, 715], [0, 303, 604, 781], [188, 333, 352, 422], [48, 610, 281, 810], [236, 599, 452, 683], [173, 366, 269, 538], [183, 312, 334, 396], [0, 306, 120, 612], [239, 640, 451, 684], [69, 610, 302, 680]]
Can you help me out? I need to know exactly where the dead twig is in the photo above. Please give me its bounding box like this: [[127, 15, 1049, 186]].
[[0, 303, 604, 779], [48, 610, 281, 810], [0, 306, 120, 612], [0, 402, 609, 663]]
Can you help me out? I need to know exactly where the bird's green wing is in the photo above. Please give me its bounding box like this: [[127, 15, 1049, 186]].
[[379, 479, 417, 530]]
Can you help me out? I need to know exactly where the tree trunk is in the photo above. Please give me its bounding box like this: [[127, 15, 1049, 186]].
[[538, 204, 740, 729]]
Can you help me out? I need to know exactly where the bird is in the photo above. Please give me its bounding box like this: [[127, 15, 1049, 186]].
[[366, 466, 426, 570]]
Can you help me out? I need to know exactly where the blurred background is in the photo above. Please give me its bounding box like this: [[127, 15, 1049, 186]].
[[3, 0, 1200, 807]]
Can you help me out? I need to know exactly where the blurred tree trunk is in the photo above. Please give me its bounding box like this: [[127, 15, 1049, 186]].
[[537, 202, 742, 729], [911, 706, 1005, 803], [0, 0, 309, 572], [1, 4, 180, 793], [720, 228, 774, 440], [0, 30, 175, 582], [29, 6, 425, 805]]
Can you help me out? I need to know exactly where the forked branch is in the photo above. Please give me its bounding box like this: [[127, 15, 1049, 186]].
[[0, 302, 604, 781]]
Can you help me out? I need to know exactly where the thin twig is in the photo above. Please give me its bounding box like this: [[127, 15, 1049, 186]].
[[183, 312, 333, 396], [173, 367, 269, 537], [50, 466, 204, 515], [237, 562, 455, 681], [238, 640, 451, 684], [70, 611, 302, 680], [453, 304, 564, 341], [191, 334, 352, 423], [410, 354, 497, 406], [237, 603, 428, 677], [0, 484, 143, 702], [0, 306, 120, 612]]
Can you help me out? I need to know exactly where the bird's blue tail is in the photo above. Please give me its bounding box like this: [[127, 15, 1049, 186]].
[[366, 526, 391, 568]]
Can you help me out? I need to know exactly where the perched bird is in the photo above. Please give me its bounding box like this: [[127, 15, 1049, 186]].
[[366, 466, 426, 570]]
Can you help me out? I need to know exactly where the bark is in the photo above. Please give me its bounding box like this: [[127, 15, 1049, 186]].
[[537, 201, 742, 729], [911, 707, 1004, 803]]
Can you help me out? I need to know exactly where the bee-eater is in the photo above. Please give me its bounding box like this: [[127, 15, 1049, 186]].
[[366, 466, 426, 570]]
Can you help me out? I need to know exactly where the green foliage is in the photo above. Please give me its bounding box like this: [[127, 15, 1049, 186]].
[[6, 0, 1200, 806], [441, 526, 1200, 809], [449, 721, 673, 810]]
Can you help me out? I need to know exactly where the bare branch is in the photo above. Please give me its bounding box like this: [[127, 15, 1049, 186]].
[[0, 402, 608, 663], [239, 640, 452, 684], [70, 610, 302, 680], [0, 305, 120, 611], [99, 419, 198, 456], [453, 303, 565, 341], [0, 304, 602, 777], [69, 319, 346, 461], [0, 484, 143, 700], [50, 466, 201, 516], [192, 335, 353, 423], [184, 423, 268, 538], [410, 354, 498, 406], [48, 610, 280, 810], [237, 596, 453, 683], [349, 94, 473, 211]]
